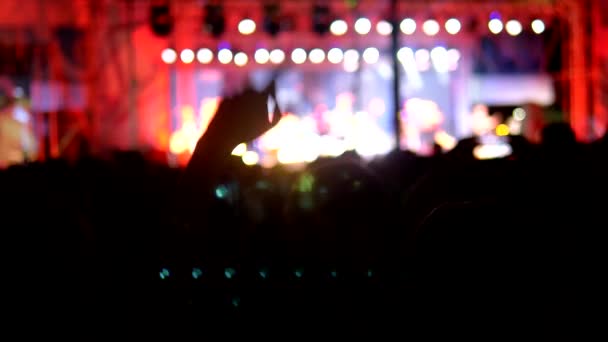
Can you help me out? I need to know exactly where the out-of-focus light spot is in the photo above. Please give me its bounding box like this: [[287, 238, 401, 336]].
[[343, 49, 360, 72], [231, 143, 247, 156], [327, 48, 344, 64], [489, 19, 503, 34], [218, 49, 233, 64], [422, 19, 440, 36], [367, 269, 373, 278], [397, 47, 414, 63], [234, 52, 248, 66], [238, 18, 256, 35], [294, 269, 303, 278], [291, 48, 307, 64], [242, 150, 259, 165], [330, 19, 348, 36], [445, 18, 461, 34], [297, 173, 315, 192], [254, 48, 270, 64], [376, 20, 393, 35], [362, 47, 380, 64], [415, 49, 431, 71], [259, 269, 268, 279], [192, 268, 203, 279], [354, 17, 372, 34], [224, 267, 236, 279], [159, 268, 170, 280], [531, 19, 545, 34], [309, 48, 325, 64], [330, 271, 337, 278], [496, 124, 510, 136], [513, 107, 527, 121], [231, 297, 240, 307], [196, 48, 213, 64], [505, 20, 522, 36], [180, 49, 195, 64], [269, 49, 285, 64], [473, 143, 513, 160], [215, 184, 229, 199], [400, 18, 416, 35], [161, 48, 177, 64]]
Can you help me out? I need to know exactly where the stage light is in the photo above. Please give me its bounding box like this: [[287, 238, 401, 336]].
[[269, 49, 285, 64], [445, 18, 461, 34], [263, 3, 281, 36], [291, 48, 307, 64], [312, 4, 331, 35], [400, 18, 416, 35], [330, 19, 348, 36], [232, 143, 247, 156], [234, 52, 248, 67], [327, 48, 344, 64], [196, 48, 213, 64], [513, 107, 527, 121], [255, 48, 270, 64], [354, 17, 372, 35], [204, 4, 225, 37], [488, 18, 503, 34], [531, 19, 545, 34], [309, 48, 325, 64], [218, 49, 233, 64], [149, 0, 173, 37], [161, 48, 177, 64], [362, 47, 380, 64], [422, 19, 440, 36], [238, 18, 256, 35], [447, 48, 461, 71], [242, 151, 259, 166], [430, 46, 448, 72], [397, 47, 414, 63], [505, 20, 522, 36], [180, 49, 195, 64], [343, 49, 359, 72], [376, 20, 393, 35], [415, 49, 430, 71]]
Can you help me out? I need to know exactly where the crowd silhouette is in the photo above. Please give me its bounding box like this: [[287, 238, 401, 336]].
[[1, 83, 606, 336]]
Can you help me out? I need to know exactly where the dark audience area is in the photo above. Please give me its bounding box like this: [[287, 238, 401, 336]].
[[1, 114, 605, 336]]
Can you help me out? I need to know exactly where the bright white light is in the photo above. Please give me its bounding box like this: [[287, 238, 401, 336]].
[[422, 19, 440, 36], [445, 18, 461, 35], [327, 48, 344, 64], [179, 49, 195, 64], [354, 17, 372, 35], [308, 48, 325, 64], [231, 143, 247, 156], [415, 49, 430, 71], [269, 49, 285, 64], [447, 48, 461, 71], [430, 46, 449, 72], [513, 107, 527, 121], [488, 19, 503, 34], [330, 19, 348, 36], [291, 48, 307, 64], [362, 47, 380, 64], [344, 49, 359, 63], [234, 52, 248, 66], [196, 48, 213, 64], [397, 47, 414, 63], [218, 49, 233, 64], [238, 19, 256, 35], [376, 20, 393, 35], [161, 48, 177, 64], [242, 150, 259, 166], [505, 20, 522, 36], [400, 18, 416, 35], [254, 49, 270, 64], [531, 19, 545, 34]]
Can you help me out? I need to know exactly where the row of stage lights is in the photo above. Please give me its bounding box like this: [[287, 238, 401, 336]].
[[235, 16, 546, 37], [161, 46, 462, 73]]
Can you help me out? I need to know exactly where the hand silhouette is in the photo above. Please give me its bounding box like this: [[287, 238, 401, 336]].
[[201, 80, 282, 152]]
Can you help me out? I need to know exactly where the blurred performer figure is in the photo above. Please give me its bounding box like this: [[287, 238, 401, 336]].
[[0, 87, 38, 168], [401, 98, 456, 156]]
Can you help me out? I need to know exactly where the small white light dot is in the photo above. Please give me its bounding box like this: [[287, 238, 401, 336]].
[[445, 18, 461, 35], [218, 49, 233, 64], [161, 48, 177, 64], [330, 19, 348, 36], [354, 17, 372, 35], [362, 47, 380, 64], [234, 52, 248, 67], [488, 19, 503, 34], [531, 19, 545, 34], [309, 48, 325, 64], [238, 19, 256, 35], [327, 48, 344, 64], [254, 49, 270, 64], [422, 19, 440, 36], [180, 49, 195, 64], [400, 18, 416, 35], [269, 49, 285, 64], [291, 48, 307, 64], [196, 48, 213, 64], [397, 47, 414, 63], [376, 20, 393, 35], [506, 20, 523, 36]]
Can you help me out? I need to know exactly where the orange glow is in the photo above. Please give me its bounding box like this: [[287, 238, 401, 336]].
[[169, 98, 220, 157]]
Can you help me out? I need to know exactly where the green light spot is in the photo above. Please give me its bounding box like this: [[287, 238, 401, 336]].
[[330, 271, 337, 278], [294, 269, 303, 278], [160, 268, 170, 279], [297, 173, 315, 192], [192, 268, 203, 279], [367, 269, 373, 278], [215, 185, 229, 199], [259, 269, 268, 279], [224, 267, 236, 279], [231, 297, 240, 307]]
